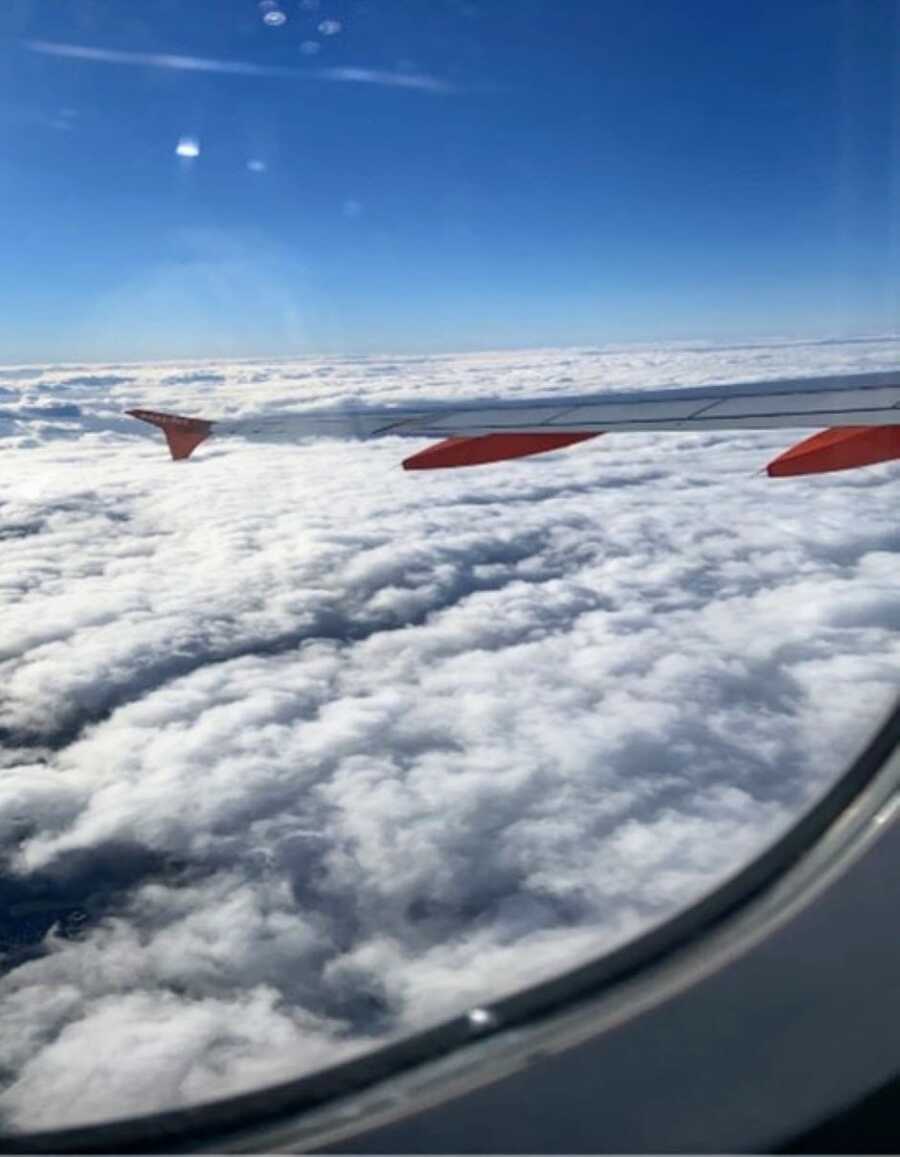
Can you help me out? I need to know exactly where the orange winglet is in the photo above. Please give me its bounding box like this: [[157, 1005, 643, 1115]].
[[127, 409, 213, 460], [402, 432, 599, 470], [766, 426, 900, 477]]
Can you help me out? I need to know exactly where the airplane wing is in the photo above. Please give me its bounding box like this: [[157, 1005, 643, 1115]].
[[127, 369, 900, 477]]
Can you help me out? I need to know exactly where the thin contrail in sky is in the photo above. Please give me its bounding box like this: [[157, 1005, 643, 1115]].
[[25, 39, 454, 94]]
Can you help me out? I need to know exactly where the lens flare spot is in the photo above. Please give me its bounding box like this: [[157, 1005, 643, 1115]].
[[467, 1007, 498, 1032]]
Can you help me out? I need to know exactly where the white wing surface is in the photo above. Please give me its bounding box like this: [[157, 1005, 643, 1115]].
[[128, 369, 900, 476]]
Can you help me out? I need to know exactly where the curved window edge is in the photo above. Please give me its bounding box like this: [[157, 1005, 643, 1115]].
[[1, 698, 898, 1155]]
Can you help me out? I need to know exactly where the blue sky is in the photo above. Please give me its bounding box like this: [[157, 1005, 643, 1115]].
[[1, 0, 898, 361]]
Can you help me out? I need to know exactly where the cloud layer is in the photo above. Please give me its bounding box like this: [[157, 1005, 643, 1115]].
[[0, 342, 898, 1131]]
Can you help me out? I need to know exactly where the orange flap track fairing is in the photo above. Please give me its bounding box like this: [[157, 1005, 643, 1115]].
[[766, 426, 900, 477], [402, 432, 600, 470]]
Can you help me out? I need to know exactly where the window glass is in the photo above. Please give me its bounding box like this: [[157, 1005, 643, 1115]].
[[0, 0, 897, 1133]]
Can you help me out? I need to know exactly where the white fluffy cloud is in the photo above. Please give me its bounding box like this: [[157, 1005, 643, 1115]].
[[0, 341, 898, 1130]]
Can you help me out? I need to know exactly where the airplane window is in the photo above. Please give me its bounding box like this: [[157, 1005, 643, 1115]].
[[0, 0, 897, 1138]]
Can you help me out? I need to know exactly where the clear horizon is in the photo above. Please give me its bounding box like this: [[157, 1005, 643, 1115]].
[[3, 329, 900, 373]]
